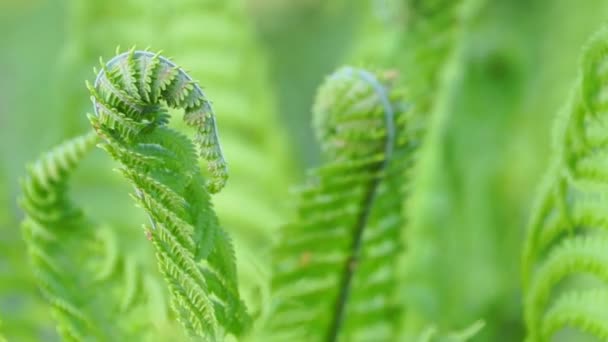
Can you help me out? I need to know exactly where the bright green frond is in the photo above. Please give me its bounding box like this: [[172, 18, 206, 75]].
[[89, 51, 250, 340]]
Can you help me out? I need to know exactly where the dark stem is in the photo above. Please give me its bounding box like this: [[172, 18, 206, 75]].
[[325, 173, 384, 342]]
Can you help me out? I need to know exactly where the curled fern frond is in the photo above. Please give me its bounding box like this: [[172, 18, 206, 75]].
[[522, 26, 608, 341], [57, 0, 296, 312], [89, 49, 249, 339], [19, 132, 168, 341], [89, 48, 228, 194], [267, 66, 414, 341]]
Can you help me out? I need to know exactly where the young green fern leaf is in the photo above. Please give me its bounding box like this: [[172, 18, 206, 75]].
[[19, 132, 170, 341], [57, 1, 295, 310], [522, 26, 608, 341], [88, 49, 249, 339], [267, 66, 413, 341]]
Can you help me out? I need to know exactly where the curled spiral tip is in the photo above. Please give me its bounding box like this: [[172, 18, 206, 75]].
[[91, 50, 228, 193], [270, 65, 408, 341], [313, 66, 396, 161], [85, 46, 249, 331]]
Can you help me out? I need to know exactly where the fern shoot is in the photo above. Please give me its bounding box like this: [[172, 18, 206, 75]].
[[266, 66, 414, 341], [85, 49, 250, 339], [55, 1, 295, 309], [522, 26, 608, 341]]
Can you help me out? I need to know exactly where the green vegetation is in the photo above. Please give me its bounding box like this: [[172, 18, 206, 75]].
[[4, 1, 608, 341], [522, 27, 608, 341]]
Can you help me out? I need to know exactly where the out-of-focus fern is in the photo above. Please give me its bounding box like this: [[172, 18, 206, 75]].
[[266, 66, 416, 341], [88, 49, 249, 339], [522, 26, 608, 341], [19, 132, 172, 341], [399, 0, 484, 335]]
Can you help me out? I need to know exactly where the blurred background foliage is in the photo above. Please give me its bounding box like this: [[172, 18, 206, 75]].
[[2, 0, 608, 341]]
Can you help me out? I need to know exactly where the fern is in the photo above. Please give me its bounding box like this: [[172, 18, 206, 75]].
[[18, 132, 174, 341], [88, 49, 249, 339], [56, 0, 295, 308], [265, 66, 415, 341], [522, 26, 608, 341]]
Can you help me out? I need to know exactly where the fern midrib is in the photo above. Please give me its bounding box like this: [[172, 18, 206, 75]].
[[326, 70, 396, 342]]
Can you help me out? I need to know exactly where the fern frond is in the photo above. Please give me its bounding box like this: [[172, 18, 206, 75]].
[[19, 132, 170, 341], [57, 1, 295, 310], [89, 50, 250, 339], [267, 66, 415, 341], [522, 26, 608, 341]]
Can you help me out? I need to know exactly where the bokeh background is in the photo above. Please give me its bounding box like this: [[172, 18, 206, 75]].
[[2, 0, 608, 341]]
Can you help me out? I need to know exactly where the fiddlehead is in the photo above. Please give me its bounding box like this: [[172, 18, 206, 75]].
[[19, 132, 171, 341], [90, 48, 228, 193], [266, 66, 416, 341], [88, 49, 249, 339], [57, 1, 295, 308], [522, 26, 608, 341]]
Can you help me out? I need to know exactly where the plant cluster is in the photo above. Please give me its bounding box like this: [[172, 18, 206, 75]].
[[4, 0, 608, 341]]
